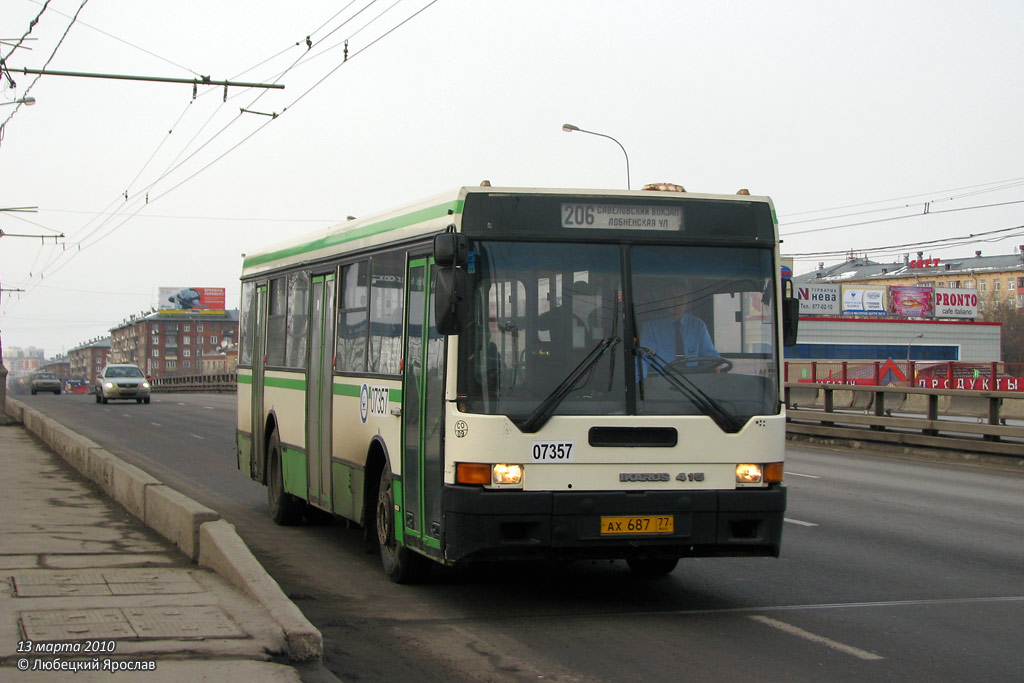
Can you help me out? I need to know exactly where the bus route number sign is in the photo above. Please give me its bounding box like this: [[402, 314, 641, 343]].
[[531, 441, 574, 462], [560, 203, 683, 231]]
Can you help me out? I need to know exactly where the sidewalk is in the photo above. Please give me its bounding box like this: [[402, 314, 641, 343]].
[[0, 422, 307, 682]]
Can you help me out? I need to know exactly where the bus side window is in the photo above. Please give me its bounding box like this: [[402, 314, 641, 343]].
[[239, 281, 255, 366], [266, 277, 287, 366], [368, 252, 405, 375], [337, 261, 368, 373], [285, 271, 310, 369]]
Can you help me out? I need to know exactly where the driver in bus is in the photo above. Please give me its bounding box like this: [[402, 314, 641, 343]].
[[637, 280, 719, 377]]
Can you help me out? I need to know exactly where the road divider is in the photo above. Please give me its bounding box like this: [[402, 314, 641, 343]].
[[3, 397, 322, 662]]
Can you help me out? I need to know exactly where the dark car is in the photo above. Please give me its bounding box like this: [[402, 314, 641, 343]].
[[31, 372, 62, 395]]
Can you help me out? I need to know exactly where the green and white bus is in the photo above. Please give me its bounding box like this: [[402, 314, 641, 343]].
[[237, 184, 799, 582]]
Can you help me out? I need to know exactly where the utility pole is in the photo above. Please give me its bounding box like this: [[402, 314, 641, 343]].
[[0, 285, 26, 413]]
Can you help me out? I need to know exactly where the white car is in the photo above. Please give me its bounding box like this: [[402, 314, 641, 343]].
[[95, 364, 151, 404]]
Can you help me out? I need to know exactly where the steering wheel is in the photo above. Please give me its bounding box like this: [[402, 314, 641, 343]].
[[667, 356, 732, 374]]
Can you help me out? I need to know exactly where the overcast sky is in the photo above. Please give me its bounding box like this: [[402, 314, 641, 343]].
[[2, 0, 1023, 356]]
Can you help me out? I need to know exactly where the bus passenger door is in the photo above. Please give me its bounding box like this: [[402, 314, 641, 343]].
[[307, 273, 336, 510], [251, 284, 268, 481], [401, 258, 444, 556]]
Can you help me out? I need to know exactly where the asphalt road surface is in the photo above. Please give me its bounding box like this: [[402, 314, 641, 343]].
[[17, 391, 1024, 682]]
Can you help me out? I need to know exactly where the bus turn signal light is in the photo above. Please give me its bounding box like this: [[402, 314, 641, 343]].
[[456, 463, 491, 485]]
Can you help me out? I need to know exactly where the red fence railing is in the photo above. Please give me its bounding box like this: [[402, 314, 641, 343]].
[[784, 361, 1024, 391]]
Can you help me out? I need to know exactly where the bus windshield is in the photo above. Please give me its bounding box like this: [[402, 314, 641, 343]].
[[457, 241, 779, 430]]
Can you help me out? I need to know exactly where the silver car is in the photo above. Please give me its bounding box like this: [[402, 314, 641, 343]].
[[95, 364, 151, 404], [31, 372, 62, 395]]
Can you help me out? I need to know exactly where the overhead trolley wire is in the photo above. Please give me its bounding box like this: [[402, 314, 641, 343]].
[[24, 0, 441, 290]]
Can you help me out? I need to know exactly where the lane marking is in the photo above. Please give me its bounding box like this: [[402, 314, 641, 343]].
[[204, 406, 214, 410], [190, 434, 205, 440], [750, 615, 883, 661], [785, 518, 819, 527], [150, 422, 162, 427], [177, 402, 187, 406], [396, 596, 1024, 625], [786, 472, 820, 479]]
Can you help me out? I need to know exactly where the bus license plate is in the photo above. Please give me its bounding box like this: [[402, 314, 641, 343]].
[[600, 515, 674, 535]]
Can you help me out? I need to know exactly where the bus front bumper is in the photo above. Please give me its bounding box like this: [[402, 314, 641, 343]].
[[442, 486, 786, 565]]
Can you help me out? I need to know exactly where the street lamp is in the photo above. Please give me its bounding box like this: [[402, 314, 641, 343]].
[[0, 96, 36, 106], [561, 122, 631, 190]]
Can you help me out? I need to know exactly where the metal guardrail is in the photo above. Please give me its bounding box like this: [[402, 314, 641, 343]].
[[785, 382, 1024, 457], [151, 373, 237, 393]]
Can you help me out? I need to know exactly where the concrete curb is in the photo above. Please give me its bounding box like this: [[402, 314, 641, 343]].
[[4, 397, 323, 662], [200, 520, 323, 661]]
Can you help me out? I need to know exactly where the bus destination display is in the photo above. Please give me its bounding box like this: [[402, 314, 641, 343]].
[[560, 203, 683, 231]]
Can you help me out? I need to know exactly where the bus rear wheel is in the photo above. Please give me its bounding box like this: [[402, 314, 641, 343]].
[[267, 430, 304, 525], [626, 557, 679, 577], [376, 467, 428, 583]]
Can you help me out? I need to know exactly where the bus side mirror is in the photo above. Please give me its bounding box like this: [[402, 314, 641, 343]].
[[434, 232, 468, 267], [782, 297, 799, 347], [435, 267, 467, 335]]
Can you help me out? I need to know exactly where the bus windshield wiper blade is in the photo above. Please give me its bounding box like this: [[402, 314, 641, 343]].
[[514, 337, 620, 433], [637, 347, 740, 432]]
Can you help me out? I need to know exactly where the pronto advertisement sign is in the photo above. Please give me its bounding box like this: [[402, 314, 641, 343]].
[[841, 285, 887, 315], [158, 287, 226, 312], [796, 283, 840, 314], [888, 286, 933, 318], [933, 287, 978, 319]]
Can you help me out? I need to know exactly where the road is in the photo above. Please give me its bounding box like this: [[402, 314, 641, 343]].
[[16, 392, 1024, 682]]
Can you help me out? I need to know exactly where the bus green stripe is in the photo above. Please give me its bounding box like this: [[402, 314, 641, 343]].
[[333, 382, 402, 402], [237, 373, 253, 385], [244, 199, 464, 269], [333, 383, 361, 397], [265, 376, 305, 391]]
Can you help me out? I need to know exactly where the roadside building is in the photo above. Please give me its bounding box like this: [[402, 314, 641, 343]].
[[109, 309, 239, 379], [68, 337, 111, 385], [40, 356, 71, 380], [796, 247, 1024, 311], [786, 248, 1024, 362], [2, 346, 45, 378], [200, 347, 238, 375]]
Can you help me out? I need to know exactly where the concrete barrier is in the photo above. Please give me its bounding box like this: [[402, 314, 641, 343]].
[[107, 458, 162, 520], [200, 520, 322, 661], [787, 386, 821, 408], [947, 395, 994, 419], [145, 485, 220, 560], [1002, 397, 1024, 420]]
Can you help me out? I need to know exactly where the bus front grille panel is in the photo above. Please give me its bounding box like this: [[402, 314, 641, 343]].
[[588, 427, 678, 448]]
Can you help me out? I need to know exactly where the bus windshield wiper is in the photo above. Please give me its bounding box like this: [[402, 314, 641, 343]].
[[637, 347, 739, 433], [514, 337, 620, 433]]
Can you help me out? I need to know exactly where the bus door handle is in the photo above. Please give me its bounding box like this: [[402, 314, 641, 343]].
[[390, 407, 402, 417]]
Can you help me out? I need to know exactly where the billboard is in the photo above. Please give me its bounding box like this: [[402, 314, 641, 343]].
[[889, 286, 934, 318], [841, 285, 887, 315], [158, 287, 226, 312], [796, 283, 841, 315], [933, 287, 978, 319]]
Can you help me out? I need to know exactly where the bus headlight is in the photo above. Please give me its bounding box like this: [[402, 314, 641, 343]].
[[456, 463, 524, 487], [736, 463, 784, 486], [736, 463, 763, 484], [492, 463, 523, 486]]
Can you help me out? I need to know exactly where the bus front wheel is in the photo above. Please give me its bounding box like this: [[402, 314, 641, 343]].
[[376, 467, 428, 583], [267, 430, 304, 525]]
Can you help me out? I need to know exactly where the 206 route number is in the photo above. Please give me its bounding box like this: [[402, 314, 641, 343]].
[[531, 441, 574, 462]]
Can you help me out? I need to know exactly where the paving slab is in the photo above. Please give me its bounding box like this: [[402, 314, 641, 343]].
[[0, 425, 303, 681]]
